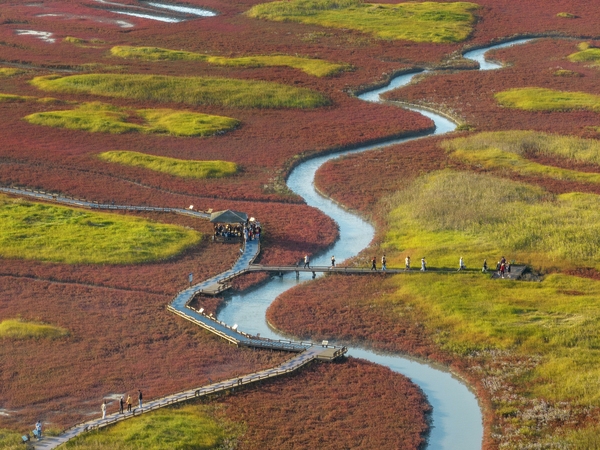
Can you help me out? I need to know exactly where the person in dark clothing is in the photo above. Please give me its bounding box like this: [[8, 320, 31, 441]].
[[119, 396, 124, 414], [371, 256, 377, 271], [138, 390, 143, 409]]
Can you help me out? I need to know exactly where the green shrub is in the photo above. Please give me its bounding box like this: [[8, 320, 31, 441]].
[[556, 12, 577, 18], [385, 170, 600, 264], [568, 48, 600, 65], [98, 151, 238, 179], [0, 68, 26, 77], [495, 87, 600, 112], [247, 0, 479, 42], [24, 103, 240, 137], [0, 319, 69, 339], [30, 74, 330, 109], [0, 194, 201, 264], [444, 130, 600, 164], [110, 46, 350, 77], [65, 405, 243, 449]]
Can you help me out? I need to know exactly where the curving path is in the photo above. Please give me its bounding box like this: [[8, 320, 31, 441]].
[[3, 38, 534, 450]]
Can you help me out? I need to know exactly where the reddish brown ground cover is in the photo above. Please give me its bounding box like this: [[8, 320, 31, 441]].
[[0, 276, 290, 430], [216, 358, 430, 450], [3, 0, 600, 445]]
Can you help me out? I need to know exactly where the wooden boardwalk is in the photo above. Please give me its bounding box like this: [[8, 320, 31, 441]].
[[31, 345, 342, 450], [1, 187, 347, 449], [1, 186, 527, 449]]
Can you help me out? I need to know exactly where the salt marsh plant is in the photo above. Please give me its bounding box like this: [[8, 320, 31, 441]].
[[384, 170, 600, 266], [443, 131, 600, 184], [495, 87, 600, 112], [98, 151, 238, 179], [0, 194, 201, 264], [25, 103, 240, 137], [110, 46, 350, 77], [0, 319, 69, 339], [247, 0, 479, 42], [64, 405, 242, 449], [568, 47, 600, 65], [30, 74, 330, 109]]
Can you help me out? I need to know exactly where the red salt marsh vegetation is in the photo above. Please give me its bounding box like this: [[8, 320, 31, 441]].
[[0, 276, 290, 430], [4, 0, 600, 447], [217, 358, 430, 450]]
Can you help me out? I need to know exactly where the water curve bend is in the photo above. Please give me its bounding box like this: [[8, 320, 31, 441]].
[[218, 38, 533, 450]]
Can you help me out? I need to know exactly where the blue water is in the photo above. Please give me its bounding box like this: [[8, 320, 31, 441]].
[[218, 39, 535, 449]]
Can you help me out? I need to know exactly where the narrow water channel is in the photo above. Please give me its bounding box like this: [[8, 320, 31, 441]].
[[218, 39, 532, 449]]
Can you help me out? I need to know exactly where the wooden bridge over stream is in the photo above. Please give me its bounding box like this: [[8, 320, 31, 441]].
[[0, 186, 526, 449]]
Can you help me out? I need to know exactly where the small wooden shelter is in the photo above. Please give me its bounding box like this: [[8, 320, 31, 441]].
[[209, 210, 248, 224]]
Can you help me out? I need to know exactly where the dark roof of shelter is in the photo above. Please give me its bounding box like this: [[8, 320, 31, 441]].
[[210, 209, 248, 223]]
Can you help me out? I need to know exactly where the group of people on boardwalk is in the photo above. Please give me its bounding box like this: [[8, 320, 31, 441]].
[[213, 221, 261, 241], [101, 390, 142, 419], [303, 253, 512, 276], [370, 254, 387, 271]]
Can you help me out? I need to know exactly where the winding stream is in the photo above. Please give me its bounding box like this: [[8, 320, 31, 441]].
[[218, 39, 532, 449]]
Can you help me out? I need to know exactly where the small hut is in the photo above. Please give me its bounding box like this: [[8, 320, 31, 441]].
[[210, 210, 248, 242]]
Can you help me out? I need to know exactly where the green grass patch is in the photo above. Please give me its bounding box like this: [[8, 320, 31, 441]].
[[0, 68, 26, 77], [98, 151, 238, 179], [0, 429, 23, 450], [247, 0, 479, 42], [24, 103, 240, 137], [444, 130, 600, 166], [65, 404, 243, 449], [30, 74, 330, 109], [110, 46, 350, 77], [384, 170, 600, 266], [0, 93, 35, 102], [553, 69, 582, 77], [0, 319, 69, 340], [0, 194, 201, 264], [568, 47, 600, 66], [495, 87, 600, 112], [444, 131, 600, 184], [556, 12, 577, 18], [380, 170, 600, 407]]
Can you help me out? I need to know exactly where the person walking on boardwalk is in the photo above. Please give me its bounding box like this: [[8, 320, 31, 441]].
[[500, 262, 506, 279], [482, 259, 488, 273], [138, 390, 143, 409], [381, 254, 387, 271], [421, 257, 426, 272], [126, 395, 132, 412], [35, 420, 42, 438], [101, 400, 107, 419], [405, 256, 411, 270], [371, 256, 377, 271], [119, 396, 124, 414], [458, 257, 465, 271], [331, 255, 335, 268], [303, 255, 310, 269]]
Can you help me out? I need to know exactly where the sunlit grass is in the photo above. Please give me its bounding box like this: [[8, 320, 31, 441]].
[[384, 170, 600, 267], [98, 151, 238, 179], [568, 47, 600, 65], [0, 430, 22, 450], [0, 194, 201, 264], [443, 131, 600, 184], [379, 170, 600, 408], [24, 103, 240, 137], [0, 319, 69, 340], [30, 74, 330, 109], [247, 0, 479, 42], [110, 46, 350, 77], [0, 68, 26, 77], [495, 87, 600, 112], [0, 93, 34, 102], [64, 405, 243, 449]]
